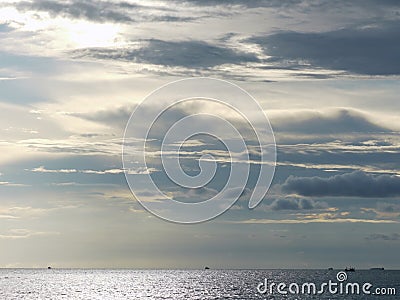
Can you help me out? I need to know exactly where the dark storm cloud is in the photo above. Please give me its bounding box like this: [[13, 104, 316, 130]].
[[282, 171, 400, 197], [365, 233, 400, 241], [250, 21, 400, 75], [271, 108, 389, 134], [269, 197, 326, 211], [72, 39, 259, 68], [15, 0, 193, 23]]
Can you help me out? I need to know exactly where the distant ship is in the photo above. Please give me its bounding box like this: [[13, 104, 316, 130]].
[[47, 266, 52, 270], [370, 267, 384, 270], [328, 267, 334, 270], [204, 267, 210, 270], [345, 267, 355, 272]]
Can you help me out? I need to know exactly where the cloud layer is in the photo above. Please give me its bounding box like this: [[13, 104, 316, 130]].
[[365, 233, 400, 241], [16, 0, 193, 23]]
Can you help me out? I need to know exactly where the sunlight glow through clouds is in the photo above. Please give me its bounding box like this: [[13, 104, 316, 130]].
[[0, 6, 122, 51], [65, 21, 121, 48]]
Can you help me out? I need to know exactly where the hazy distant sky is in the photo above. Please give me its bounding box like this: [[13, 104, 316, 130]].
[[0, 0, 400, 269]]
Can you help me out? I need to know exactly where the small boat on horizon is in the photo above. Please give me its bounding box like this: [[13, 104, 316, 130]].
[[204, 266, 210, 270], [370, 267, 384, 270], [345, 267, 355, 272]]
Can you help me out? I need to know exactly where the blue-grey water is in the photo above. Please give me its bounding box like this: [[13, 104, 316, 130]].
[[0, 269, 398, 299]]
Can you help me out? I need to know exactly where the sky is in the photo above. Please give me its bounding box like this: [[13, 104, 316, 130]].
[[0, 0, 400, 269]]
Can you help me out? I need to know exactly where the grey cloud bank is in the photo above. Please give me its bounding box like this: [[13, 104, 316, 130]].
[[283, 171, 400, 197], [251, 21, 400, 75], [72, 39, 259, 68], [269, 197, 326, 211], [270, 108, 390, 134]]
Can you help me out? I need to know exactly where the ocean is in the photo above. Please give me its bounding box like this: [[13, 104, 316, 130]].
[[0, 269, 399, 299]]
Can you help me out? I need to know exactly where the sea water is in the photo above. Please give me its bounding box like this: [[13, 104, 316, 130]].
[[0, 269, 399, 299]]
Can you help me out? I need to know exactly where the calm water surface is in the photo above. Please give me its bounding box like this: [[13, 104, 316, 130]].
[[0, 269, 399, 299]]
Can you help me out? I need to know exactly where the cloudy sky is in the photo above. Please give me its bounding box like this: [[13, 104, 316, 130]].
[[0, 0, 400, 269]]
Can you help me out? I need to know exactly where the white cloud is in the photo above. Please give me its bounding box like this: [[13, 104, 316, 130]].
[[28, 166, 156, 175], [0, 228, 59, 239], [229, 218, 398, 224]]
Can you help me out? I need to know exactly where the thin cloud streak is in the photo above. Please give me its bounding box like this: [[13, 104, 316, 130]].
[[28, 166, 156, 175], [228, 218, 399, 224]]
